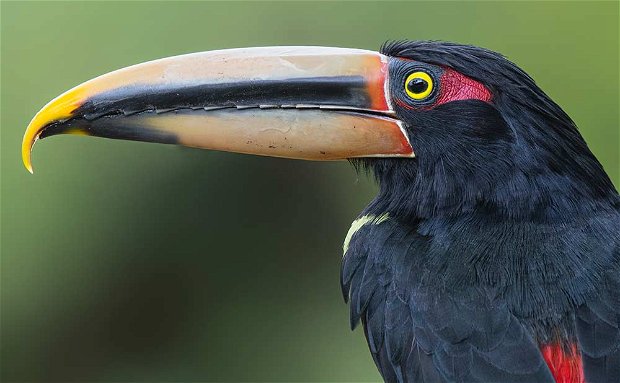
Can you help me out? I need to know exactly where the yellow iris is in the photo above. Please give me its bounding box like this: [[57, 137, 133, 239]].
[[404, 71, 434, 100]]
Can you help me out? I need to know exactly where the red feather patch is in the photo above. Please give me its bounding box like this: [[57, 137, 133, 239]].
[[540, 343, 585, 383], [435, 68, 493, 106]]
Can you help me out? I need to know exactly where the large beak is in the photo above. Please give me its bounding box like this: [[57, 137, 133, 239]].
[[22, 46, 413, 173]]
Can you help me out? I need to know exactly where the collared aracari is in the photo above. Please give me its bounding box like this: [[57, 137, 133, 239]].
[[22, 41, 620, 383]]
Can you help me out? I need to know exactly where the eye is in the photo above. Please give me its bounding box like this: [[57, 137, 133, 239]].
[[405, 71, 434, 100]]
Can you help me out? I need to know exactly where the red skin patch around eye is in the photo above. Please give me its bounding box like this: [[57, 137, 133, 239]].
[[540, 343, 585, 383], [394, 64, 493, 110], [434, 67, 493, 106]]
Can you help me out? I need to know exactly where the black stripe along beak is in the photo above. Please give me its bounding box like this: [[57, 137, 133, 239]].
[[22, 46, 414, 173]]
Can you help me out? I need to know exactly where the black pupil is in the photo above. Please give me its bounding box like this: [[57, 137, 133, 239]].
[[408, 77, 429, 94]]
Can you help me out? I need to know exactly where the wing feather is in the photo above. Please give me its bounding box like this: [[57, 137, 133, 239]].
[[576, 266, 620, 383], [342, 218, 556, 382]]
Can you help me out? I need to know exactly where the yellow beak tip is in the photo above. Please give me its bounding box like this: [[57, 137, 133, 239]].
[[22, 152, 34, 174], [21, 137, 35, 174]]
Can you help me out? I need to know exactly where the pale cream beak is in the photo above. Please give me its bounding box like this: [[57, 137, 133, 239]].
[[22, 46, 414, 173]]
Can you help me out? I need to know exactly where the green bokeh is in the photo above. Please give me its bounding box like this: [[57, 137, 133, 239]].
[[1, 1, 618, 381]]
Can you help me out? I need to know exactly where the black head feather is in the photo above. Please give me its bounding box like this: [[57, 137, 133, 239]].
[[355, 40, 618, 222]]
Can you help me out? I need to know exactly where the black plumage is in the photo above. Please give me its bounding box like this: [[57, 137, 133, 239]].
[[344, 41, 620, 382]]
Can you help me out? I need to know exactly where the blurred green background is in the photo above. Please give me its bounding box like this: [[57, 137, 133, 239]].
[[1, 1, 618, 381]]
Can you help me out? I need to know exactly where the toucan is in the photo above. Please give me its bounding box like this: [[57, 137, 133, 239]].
[[22, 41, 619, 383]]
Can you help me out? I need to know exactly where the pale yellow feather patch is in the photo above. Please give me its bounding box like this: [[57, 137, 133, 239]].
[[342, 212, 389, 256]]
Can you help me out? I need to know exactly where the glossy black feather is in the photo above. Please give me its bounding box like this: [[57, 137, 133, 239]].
[[345, 41, 620, 382], [344, 218, 557, 382], [576, 267, 620, 383]]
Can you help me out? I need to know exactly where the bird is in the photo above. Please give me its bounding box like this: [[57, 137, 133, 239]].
[[22, 41, 619, 383]]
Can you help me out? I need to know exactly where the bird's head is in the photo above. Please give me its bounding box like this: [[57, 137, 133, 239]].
[[23, 41, 617, 221]]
